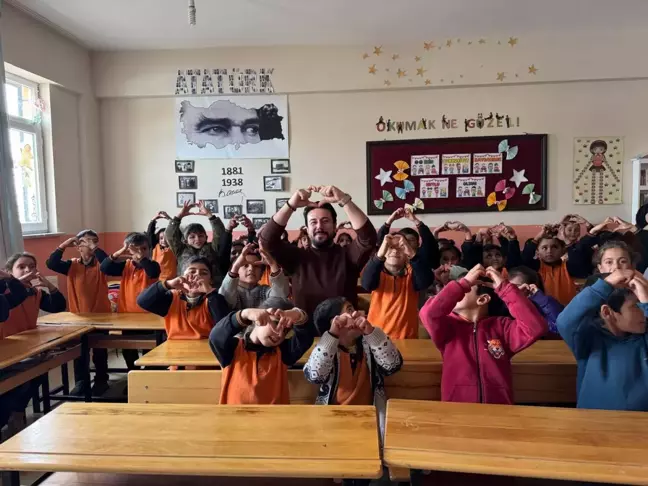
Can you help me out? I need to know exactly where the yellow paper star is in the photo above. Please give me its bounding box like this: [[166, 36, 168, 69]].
[[468, 41, 473, 45], [423, 41, 435, 50], [424, 79, 431, 85], [385, 68, 390, 72], [508, 37, 518, 47], [396, 68, 407, 78], [459, 74, 464, 78], [446, 39, 453, 47], [416, 67, 427, 77], [362, 53, 369, 59], [496, 72, 506, 82], [368, 64, 377, 74], [479, 38, 486, 44], [373, 46, 383, 56], [457, 38, 461, 43], [414, 56, 421, 62], [384, 80, 391, 87], [528, 64, 538, 75], [392, 54, 400, 61]]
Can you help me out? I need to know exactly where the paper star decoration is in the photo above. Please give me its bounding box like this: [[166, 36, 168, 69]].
[[362, 53, 369, 59], [509, 169, 528, 188], [373, 46, 383, 56], [424, 79, 431, 85], [396, 69, 407, 78], [528, 64, 538, 75], [496, 72, 506, 82], [414, 56, 421, 62], [446, 39, 453, 47], [392, 54, 400, 61], [416, 67, 427, 77], [508, 37, 518, 47], [423, 41, 435, 50], [368, 64, 377, 74], [479, 38, 486, 44], [384, 80, 391, 86], [375, 168, 393, 186]]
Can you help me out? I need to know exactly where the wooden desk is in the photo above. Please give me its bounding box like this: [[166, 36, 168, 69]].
[[136, 339, 576, 404], [0, 402, 382, 483], [384, 399, 648, 485], [38, 312, 165, 330]]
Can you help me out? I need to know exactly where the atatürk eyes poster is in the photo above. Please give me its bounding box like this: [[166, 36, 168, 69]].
[[176, 95, 289, 159]]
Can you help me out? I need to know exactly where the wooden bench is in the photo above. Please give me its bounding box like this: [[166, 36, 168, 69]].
[[128, 370, 319, 405], [384, 399, 648, 485]]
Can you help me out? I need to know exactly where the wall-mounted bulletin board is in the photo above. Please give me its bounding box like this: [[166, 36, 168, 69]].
[[366, 134, 548, 215]]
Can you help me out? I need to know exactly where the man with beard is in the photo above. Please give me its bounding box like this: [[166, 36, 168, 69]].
[[258, 185, 376, 317]]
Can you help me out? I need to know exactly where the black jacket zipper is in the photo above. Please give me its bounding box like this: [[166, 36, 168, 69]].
[[473, 322, 483, 403]]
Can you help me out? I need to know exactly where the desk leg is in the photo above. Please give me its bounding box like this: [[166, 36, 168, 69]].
[[155, 330, 166, 346], [42, 375, 51, 413], [1, 471, 19, 486], [31, 380, 41, 414], [61, 362, 70, 395], [82, 334, 92, 403], [409, 469, 424, 486]]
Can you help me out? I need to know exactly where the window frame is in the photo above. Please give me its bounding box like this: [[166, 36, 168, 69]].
[[5, 73, 49, 234]]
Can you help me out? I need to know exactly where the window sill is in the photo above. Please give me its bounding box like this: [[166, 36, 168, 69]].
[[23, 232, 65, 240]]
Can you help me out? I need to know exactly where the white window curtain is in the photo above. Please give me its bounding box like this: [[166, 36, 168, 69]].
[[0, 15, 25, 263]]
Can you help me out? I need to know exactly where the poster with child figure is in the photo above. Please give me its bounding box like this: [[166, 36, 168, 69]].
[[411, 155, 440, 176], [420, 178, 449, 198], [573, 137, 623, 205], [442, 154, 471, 175]]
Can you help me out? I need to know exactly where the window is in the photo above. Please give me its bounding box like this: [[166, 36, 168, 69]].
[[4, 73, 48, 234]]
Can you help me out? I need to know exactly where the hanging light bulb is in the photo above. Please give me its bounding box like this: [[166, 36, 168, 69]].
[[188, 0, 196, 26]]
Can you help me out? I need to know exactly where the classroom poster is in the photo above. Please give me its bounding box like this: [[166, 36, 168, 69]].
[[420, 178, 449, 199], [456, 177, 486, 198], [410, 155, 440, 176], [442, 154, 471, 175], [473, 153, 503, 175], [573, 137, 623, 205], [176, 94, 289, 159]]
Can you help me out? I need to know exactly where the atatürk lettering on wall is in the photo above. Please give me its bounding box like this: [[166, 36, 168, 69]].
[[175, 68, 275, 95]]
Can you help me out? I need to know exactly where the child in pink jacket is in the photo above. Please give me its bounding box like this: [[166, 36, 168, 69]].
[[419, 264, 547, 404]]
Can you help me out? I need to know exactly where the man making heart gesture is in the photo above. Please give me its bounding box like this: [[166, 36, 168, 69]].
[[258, 185, 376, 316]]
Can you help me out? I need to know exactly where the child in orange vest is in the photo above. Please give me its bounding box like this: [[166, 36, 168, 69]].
[[147, 211, 177, 281], [100, 232, 160, 369], [46, 230, 112, 395], [137, 256, 229, 339], [209, 297, 312, 404], [2, 252, 66, 339], [522, 225, 592, 306], [361, 234, 433, 339], [0, 269, 28, 323]]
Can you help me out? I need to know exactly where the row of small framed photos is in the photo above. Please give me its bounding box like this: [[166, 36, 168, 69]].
[[174, 159, 291, 174], [176, 193, 289, 216], [177, 175, 285, 192]]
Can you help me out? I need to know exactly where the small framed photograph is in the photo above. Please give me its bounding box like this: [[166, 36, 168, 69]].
[[271, 159, 291, 174], [179, 175, 198, 190], [223, 205, 243, 220], [246, 199, 266, 215], [202, 199, 219, 214], [176, 192, 196, 208], [252, 217, 271, 230], [175, 159, 195, 173], [264, 175, 284, 192], [275, 198, 289, 212]]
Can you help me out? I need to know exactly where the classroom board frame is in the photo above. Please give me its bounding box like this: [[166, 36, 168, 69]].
[[366, 134, 548, 215]]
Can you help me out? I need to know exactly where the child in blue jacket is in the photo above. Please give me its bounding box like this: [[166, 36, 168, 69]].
[[557, 269, 648, 411], [508, 266, 563, 336]]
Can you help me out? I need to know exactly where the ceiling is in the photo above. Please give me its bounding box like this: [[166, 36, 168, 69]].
[[7, 0, 648, 51]]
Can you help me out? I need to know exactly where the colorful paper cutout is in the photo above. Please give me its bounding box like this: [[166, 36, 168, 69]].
[[405, 198, 424, 212], [373, 190, 394, 209], [529, 193, 542, 204], [494, 179, 507, 192], [509, 169, 528, 187], [498, 139, 519, 160], [393, 160, 410, 181], [395, 179, 415, 199], [487, 192, 508, 211], [375, 168, 393, 186], [522, 184, 535, 195]]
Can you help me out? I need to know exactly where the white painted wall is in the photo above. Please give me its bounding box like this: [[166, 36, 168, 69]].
[[100, 78, 648, 232]]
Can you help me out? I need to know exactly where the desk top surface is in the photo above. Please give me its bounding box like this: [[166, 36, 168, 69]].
[[0, 325, 92, 370], [37, 312, 165, 330], [136, 337, 574, 368], [384, 399, 648, 485], [0, 402, 381, 479]]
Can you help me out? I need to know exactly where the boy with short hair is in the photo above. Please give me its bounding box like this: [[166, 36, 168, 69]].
[[219, 243, 288, 310], [100, 232, 160, 369], [208, 297, 312, 404], [419, 264, 547, 404], [557, 269, 648, 410], [165, 200, 226, 286], [522, 224, 592, 306], [147, 211, 177, 281], [46, 230, 112, 395], [361, 234, 433, 338], [137, 256, 229, 339]]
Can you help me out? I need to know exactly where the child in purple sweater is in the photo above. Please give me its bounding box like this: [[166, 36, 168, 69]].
[[508, 266, 564, 336]]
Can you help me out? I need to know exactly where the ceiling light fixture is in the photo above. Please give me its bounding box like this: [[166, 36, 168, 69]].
[[188, 0, 197, 26]]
